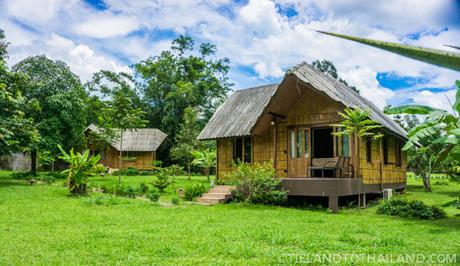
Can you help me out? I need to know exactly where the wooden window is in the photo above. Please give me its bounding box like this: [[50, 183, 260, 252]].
[[383, 136, 389, 164], [290, 129, 296, 159], [233, 137, 243, 163], [243, 136, 252, 163], [342, 134, 350, 156], [366, 137, 372, 163], [304, 129, 310, 158], [296, 129, 302, 158], [233, 136, 252, 163], [395, 138, 402, 166]]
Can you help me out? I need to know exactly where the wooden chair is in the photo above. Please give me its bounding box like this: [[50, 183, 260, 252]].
[[338, 156, 353, 178], [308, 157, 339, 178]]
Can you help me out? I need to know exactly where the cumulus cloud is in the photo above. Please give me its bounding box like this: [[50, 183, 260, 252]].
[[73, 15, 140, 38], [1, 0, 459, 109]]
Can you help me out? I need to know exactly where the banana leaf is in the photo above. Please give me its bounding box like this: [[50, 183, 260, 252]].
[[317, 31, 460, 72], [384, 104, 444, 115]]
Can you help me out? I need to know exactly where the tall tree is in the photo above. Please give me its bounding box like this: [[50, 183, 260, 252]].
[[171, 106, 202, 179], [88, 70, 147, 184], [12, 55, 88, 175], [0, 30, 39, 159], [312, 59, 359, 93], [135, 35, 231, 162]]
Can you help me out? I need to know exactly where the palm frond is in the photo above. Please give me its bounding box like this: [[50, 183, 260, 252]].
[[317, 31, 460, 72]]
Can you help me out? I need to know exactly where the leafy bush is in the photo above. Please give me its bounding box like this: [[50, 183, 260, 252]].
[[377, 198, 447, 220], [171, 196, 180, 205], [138, 182, 149, 195], [126, 167, 139, 176], [39, 175, 55, 184], [58, 145, 103, 195], [113, 185, 136, 198], [183, 183, 209, 201], [152, 167, 174, 192], [228, 162, 287, 205], [112, 167, 139, 176], [82, 194, 122, 206], [147, 188, 160, 202], [10, 171, 33, 180]]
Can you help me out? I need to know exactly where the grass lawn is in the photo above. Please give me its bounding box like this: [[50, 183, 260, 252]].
[[0, 172, 459, 265]]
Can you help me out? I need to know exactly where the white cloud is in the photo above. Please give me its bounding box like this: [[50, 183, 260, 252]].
[[73, 15, 140, 38], [412, 89, 456, 112], [8, 33, 129, 81], [1, 0, 459, 109]]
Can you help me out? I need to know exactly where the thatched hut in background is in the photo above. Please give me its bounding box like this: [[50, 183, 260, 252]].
[[85, 124, 167, 170]]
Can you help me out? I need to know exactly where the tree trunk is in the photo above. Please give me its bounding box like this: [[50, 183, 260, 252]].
[[421, 172, 432, 192], [205, 168, 210, 182], [31, 149, 37, 177], [118, 130, 124, 185]]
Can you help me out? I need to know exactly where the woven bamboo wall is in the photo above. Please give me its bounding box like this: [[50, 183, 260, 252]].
[[359, 135, 407, 185], [100, 147, 155, 170]]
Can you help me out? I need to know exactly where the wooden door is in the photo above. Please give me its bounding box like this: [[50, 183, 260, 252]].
[[288, 127, 311, 177]]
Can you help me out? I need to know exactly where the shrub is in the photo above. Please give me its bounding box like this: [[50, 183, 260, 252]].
[[147, 188, 160, 202], [138, 182, 149, 195], [39, 175, 56, 184], [152, 167, 174, 192], [10, 171, 33, 180], [377, 198, 447, 220], [171, 196, 180, 205], [183, 183, 209, 201], [126, 167, 139, 176], [58, 145, 103, 195], [82, 194, 121, 206], [113, 185, 136, 198], [228, 162, 287, 205]]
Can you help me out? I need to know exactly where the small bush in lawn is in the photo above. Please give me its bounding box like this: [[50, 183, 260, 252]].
[[138, 182, 149, 195], [10, 171, 33, 180], [228, 162, 287, 205], [147, 188, 160, 202], [171, 196, 180, 205], [126, 167, 139, 176], [83, 194, 121, 206], [183, 183, 209, 201], [39, 175, 55, 184], [152, 167, 174, 192], [377, 198, 447, 220]]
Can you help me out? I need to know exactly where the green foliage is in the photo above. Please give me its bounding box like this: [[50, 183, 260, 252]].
[[229, 162, 287, 205], [191, 149, 216, 181], [317, 31, 460, 72], [58, 145, 102, 195], [135, 36, 231, 163], [138, 182, 149, 195], [377, 198, 447, 220], [183, 183, 209, 201], [171, 107, 204, 173], [152, 167, 174, 192], [0, 31, 39, 156], [332, 107, 383, 139], [171, 196, 180, 205], [147, 188, 160, 202], [384, 104, 443, 115], [126, 167, 139, 176], [312, 59, 359, 93], [13, 55, 88, 165]]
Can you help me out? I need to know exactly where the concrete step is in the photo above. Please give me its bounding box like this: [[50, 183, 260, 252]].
[[209, 189, 233, 193], [196, 197, 225, 204], [201, 192, 231, 199]]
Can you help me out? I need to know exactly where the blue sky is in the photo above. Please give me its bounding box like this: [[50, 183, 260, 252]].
[[1, 0, 459, 110]]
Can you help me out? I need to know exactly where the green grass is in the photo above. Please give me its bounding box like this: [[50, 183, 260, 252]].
[[0, 172, 459, 265]]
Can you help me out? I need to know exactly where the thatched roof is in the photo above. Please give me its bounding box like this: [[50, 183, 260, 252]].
[[198, 62, 407, 140], [197, 84, 277, 140], [86, 124, 167, 152]]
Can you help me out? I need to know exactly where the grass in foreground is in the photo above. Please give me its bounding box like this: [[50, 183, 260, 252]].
[[0, 172, 459, 265]]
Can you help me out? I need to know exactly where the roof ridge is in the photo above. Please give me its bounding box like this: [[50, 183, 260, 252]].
[[234, 83, 279, 93]]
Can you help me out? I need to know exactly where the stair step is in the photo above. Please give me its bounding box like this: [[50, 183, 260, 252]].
[[197, 197, 225, 204], [201, 192, 230, 199]]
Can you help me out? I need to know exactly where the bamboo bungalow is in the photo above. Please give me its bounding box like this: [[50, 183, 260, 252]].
[[198, 62, 407, 211], [85, 125, 167, 170]]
